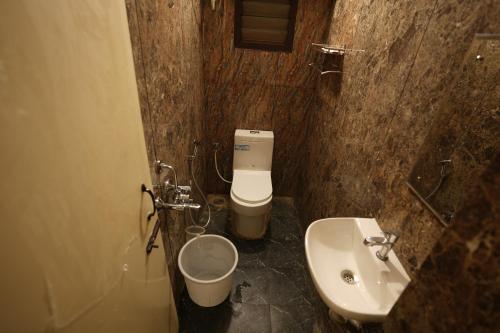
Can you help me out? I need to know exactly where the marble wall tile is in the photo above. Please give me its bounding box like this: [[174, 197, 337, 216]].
[[367, 0, 500, 268], [125, 0, 156, 165], [370, 0, 498, 194], [385, 154, 500, 333], [271, 87, 315, 195], [272, 0, 333, 87], [298, 0, 500, 276], [408, 38, 500, 222], [125, 0, 206, 302], [202, 0, 333, 196]]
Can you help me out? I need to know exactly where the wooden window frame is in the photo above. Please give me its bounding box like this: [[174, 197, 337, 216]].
[[234, 0, 299, 53]]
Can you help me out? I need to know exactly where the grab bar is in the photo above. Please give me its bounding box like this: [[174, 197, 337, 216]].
[[425, 160, 452, 200]]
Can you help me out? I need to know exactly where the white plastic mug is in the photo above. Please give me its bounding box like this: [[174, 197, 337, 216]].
[[185, 225, 206, 241]]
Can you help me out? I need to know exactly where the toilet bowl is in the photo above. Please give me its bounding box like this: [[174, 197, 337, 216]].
[[230, 129, 274, 239]]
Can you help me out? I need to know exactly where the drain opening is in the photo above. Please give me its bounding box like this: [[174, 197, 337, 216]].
[[340, 270, 358, 285]]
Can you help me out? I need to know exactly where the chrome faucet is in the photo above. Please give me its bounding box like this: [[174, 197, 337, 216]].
[[152, 160, 200, 212], [154, 197, 201, 212], [155, 161, 178, 189], [363, 232, 399, 261], [141, 161, 200, 255]]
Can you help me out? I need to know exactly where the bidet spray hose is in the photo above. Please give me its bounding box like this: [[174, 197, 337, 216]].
[[187, 142, 211, 228], [214, 143, 232, 184]]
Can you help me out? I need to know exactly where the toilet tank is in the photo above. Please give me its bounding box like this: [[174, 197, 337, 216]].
[[233, 129, 274, 171]]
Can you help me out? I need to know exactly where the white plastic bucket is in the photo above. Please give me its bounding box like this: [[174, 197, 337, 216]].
[[178, 235, 238, 307]]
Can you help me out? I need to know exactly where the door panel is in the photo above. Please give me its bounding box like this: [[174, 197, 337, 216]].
[[0, 1, 177, 332]]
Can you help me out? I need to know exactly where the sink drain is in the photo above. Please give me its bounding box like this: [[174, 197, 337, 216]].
[[340, 270, 358, 285]]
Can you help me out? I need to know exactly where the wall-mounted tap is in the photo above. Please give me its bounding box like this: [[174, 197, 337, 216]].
[[141, 160, 201, 255], [152, 160, 200, 212], [154, 196, 201, 212], [155, 161, 178, 189], [363, 232, 399, 261]]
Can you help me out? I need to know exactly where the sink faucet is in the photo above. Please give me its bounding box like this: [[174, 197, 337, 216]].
[[363, 232, 399, 261]]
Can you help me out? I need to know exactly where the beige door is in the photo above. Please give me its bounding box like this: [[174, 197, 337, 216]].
[[0, 1, 177, 332]]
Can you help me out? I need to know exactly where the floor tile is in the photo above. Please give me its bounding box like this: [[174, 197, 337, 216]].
[[179, 196, 331, 333]]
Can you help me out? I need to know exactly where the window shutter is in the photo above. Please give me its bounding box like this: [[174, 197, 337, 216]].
[[235, 0, 298, 52]]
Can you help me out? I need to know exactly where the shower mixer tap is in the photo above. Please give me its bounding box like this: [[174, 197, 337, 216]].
[[151, 160, 200, 211], [154, 196, 201, 212], [155, 161, 178, 187]]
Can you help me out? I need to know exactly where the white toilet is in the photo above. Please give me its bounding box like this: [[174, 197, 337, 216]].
[[230, 129, 274, 239]]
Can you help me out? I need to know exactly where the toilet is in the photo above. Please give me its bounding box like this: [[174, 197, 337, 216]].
[[230, 129, 273, 239]]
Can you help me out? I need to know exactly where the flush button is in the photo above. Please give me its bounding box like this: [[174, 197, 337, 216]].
[[250, 130, 260, 134]]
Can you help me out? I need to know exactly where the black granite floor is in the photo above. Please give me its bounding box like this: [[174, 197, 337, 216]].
[[178, 196, 330, 333]]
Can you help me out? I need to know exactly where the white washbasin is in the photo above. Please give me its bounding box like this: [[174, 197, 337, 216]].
[[305, 218, 411, 322]]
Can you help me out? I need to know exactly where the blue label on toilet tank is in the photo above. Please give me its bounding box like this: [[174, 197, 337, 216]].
[[234, 144, 250, 151]]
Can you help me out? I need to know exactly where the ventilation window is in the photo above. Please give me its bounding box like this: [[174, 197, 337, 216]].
[[234, 0, 298, 52]]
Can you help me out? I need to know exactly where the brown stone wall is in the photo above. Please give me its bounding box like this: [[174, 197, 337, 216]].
[[125, 0, 206, 302], [408, 38, 500, 223], [297, 0, 500, 276], [385, 154, 500, 333], [202, 0, 333, 196]]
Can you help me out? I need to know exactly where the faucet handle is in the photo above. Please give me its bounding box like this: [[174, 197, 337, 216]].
[[163, 179, 177, 191], [177, 185, 192, 194], [154, 197, 165, 209], [383, 232, 399, 243], [168, 202, 201, 211], [177, 193, 193, 203]]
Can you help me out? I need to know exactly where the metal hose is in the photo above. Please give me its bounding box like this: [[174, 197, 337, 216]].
[[214, 143, 232, 184], [187, 142, 211, 228]]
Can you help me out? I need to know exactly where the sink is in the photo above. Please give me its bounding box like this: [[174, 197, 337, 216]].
[[305, 218, 411, 323]]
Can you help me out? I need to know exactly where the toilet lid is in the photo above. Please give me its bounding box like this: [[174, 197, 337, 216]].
[[231, 170, 272, 204]]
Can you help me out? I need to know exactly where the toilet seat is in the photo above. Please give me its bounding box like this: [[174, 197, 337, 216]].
[[230, 170, 272, 205]]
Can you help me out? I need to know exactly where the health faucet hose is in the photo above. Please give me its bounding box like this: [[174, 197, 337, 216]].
[[187, 140, 211, 228]]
